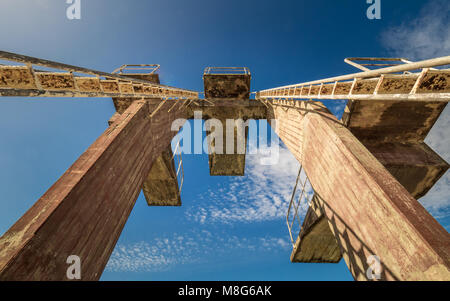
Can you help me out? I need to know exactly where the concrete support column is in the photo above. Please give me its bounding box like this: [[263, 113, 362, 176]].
[[0, 99, 186, 280], [268, 100, 450, 281]]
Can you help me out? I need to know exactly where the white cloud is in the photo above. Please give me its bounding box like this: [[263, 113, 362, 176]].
[[106, 236, 200, 272], [420, 105, 450, 218], [381, 0, 450, 60], [381, 0, 450, 218], [105, 230, 291, 273], [186, 142, 313, 225]]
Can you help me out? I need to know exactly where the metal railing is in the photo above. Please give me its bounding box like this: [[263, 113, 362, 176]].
[[257, 56, 450, 102], [344, 57, 414, 71], [172, 138, 185, 196], [112, 64, 160, 75], [0, 50, 198, 99], [286, 165, 314, 247], [203, 66, 250, 76]]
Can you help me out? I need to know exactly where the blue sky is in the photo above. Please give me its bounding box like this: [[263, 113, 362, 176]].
[[0, 0, 449, 281]]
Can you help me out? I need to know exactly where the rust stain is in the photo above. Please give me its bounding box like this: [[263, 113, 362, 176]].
[[76, 77, 102, 92], [204, 74, 251, 99], [334, 82, 353, 95], [378, 75, 418, 94], [320, 83, 334, 95], [100, 80, 119, 93], [418, 71, 450, 93], [118, 82, 134, 94], [353, 79, 378, 95]]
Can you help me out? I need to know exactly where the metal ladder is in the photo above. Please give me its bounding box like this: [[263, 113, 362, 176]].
[[286, 165, 314, 247], [257, 56, 450, 102], [172, 137, 185, 197]]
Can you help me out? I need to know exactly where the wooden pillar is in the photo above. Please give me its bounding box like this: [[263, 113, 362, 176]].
[[0, 99, 187, 280], [268, 100, 450, 281]]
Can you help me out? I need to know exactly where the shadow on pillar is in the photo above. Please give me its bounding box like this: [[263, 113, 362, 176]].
[[142, 146, 182, 206], [290, 194, 342, 264]]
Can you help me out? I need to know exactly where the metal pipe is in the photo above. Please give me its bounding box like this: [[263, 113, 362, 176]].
[[0, 88, 198, 99], [259, 93, 450, 102], [260, 56, 450, 91]]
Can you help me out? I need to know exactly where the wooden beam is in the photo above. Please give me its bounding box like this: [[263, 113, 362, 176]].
[[0, 99, 186, 280]]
